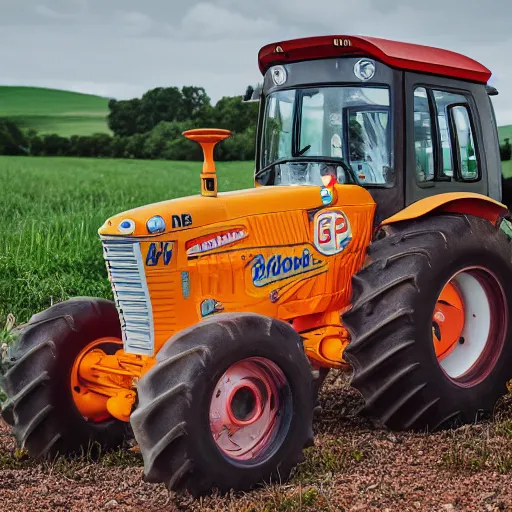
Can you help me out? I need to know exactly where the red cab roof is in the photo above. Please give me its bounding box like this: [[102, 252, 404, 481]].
[[258, 35, 491, 84]]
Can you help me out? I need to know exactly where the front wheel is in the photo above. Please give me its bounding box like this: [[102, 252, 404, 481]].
[[342, 214, 512, 431], [0, 297, 130, 459], [130, 312, 315, 497]]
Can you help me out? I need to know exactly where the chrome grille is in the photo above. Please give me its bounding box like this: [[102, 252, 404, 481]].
[[102, 238, 154, 356]]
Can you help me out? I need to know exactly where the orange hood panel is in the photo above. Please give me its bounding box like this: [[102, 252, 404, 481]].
[[98, 184, 375, 237]]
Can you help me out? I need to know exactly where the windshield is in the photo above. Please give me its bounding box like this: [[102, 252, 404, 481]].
[[260, 86, 393, 186]]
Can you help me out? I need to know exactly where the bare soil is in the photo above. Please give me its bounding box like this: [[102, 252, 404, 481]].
[[2, 371, 512, 511]]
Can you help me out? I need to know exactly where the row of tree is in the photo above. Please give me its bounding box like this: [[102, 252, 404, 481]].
[[0, 86, 259, 161], [107, 86, 259, 137], [1, 82, 511, 164], [0, 119, 256, 161]]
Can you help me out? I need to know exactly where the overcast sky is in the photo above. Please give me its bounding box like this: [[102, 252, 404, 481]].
[[1, 0, 511, 125]]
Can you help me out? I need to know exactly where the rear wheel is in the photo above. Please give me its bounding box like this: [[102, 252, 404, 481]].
[[0, 297, 130, 458], [130, 312, 315, 497], [342, 214, 512, 431]]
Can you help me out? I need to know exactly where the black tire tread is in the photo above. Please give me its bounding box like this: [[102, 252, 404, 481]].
[[0, 297, 129, 459], [342, 214, 512, 431], [131, 312, 315, 496]]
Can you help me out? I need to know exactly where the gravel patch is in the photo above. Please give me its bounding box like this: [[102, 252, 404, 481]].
[[1, 371, 512, 511]]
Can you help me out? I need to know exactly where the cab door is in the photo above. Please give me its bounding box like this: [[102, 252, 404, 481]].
[[404, 72, 489, 206]]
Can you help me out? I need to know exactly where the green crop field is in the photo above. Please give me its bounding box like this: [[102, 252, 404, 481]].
[[0, 86, 110, 137], [499, 125, 512, 143], [0, 156, 254, 325], [503, 159, 512, 178]]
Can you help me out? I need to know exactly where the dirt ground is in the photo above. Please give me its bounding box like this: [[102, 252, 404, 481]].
[[1, 371, 512, 512]]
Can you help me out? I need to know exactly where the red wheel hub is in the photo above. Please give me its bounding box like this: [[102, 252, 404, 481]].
[[209, 357, 289, 461]]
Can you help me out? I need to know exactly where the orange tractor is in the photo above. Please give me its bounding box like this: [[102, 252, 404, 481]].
[[2, 35, 512, 496]]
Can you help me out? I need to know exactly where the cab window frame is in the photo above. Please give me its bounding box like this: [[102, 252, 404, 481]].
[[446, 102, 481, 183], [293, 84, 395, 188], [412, 85, 482, 186]]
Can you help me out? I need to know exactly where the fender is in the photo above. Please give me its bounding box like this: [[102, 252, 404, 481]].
[[381, 192, 509, 227]]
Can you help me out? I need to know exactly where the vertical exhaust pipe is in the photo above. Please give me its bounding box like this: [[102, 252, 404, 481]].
[[183, 129, 232, 197]]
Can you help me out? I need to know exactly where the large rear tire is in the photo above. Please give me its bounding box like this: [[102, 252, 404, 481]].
[[342, 214, 512, 431], [0, 297, 130, 458], [130, 312, 315, 497]]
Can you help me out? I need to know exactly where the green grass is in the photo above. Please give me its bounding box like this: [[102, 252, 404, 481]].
[[499, 125, 512, 144], [0, 86, 110, 136], [0, 156, 254, 324], [502, 160, 512, 179]]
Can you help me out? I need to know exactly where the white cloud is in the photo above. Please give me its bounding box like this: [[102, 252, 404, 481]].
[[175, 3, 278, 40], [119, 11, 153, 36], [34, 0, 87, 19]]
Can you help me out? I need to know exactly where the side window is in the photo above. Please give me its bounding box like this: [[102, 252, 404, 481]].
[[433, 90, 467, 178], [451, 105, 478, 180], [413, 87, 435, 183], [413, 87, 480, 183]]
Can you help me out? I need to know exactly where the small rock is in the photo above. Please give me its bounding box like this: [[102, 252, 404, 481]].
[[418, 450, 424, 455], [387, 433, 398, 443], [442, 505, 455, 511], [104, 499, 119, 509], [413, 502, 421, 509]]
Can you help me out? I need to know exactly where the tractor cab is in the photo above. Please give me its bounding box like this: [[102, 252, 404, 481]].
[[250, 36, 503, 223]]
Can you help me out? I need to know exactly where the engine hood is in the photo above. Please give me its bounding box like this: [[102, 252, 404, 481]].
[[98, 184, 374, 237]]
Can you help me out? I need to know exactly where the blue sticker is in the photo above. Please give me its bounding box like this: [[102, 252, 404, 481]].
[[181, 271, 190, 299], [200, 298, 224, 317], [320, 187, 333, 205], [145, 242, 173, 266], [251, 248, 323, 287]]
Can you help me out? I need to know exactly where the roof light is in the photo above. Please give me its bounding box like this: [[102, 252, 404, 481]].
[[271, 65, 287, 86], [354, 59, 376, 81]]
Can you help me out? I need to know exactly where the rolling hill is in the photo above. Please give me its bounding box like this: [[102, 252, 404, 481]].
[[0, 86, 111, 137]]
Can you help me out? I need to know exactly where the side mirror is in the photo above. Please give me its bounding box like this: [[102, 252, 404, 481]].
[[243, 84, 262, 103], [486, 85, 499, 96]]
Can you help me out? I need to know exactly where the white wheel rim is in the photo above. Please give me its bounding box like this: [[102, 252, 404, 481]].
[[434, 267, 507, 386]]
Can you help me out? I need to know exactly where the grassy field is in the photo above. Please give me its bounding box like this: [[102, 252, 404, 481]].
[[0, 156, 253, 325], [0, 154, 511, 324], [2, 156, 512, 510], [499, 125, 512, 144], [0, 86, 110, 136], [503, 159, 512, 178]]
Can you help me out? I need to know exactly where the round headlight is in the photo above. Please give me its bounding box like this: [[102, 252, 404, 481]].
[[147, 215, 166, 234], [118, 219, 135, 234], [354, 59, 376, 81], [271, 65, 287, 86]]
